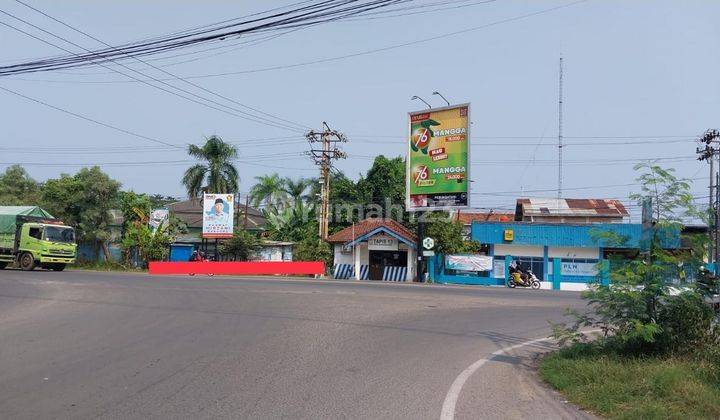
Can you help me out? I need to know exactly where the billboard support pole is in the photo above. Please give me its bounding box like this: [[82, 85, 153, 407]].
[[417, 214, 425, 282]]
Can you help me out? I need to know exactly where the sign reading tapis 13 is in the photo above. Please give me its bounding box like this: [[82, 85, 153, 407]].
[[406, 103, 470, 211]]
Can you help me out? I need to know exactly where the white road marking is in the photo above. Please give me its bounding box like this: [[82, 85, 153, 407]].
[[440, 330, 601, 420], [439, 336, 553, 420]]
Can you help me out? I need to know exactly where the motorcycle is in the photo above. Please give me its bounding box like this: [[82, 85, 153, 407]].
[[507, 269, 541, 289], [189, 251, 214, 277]]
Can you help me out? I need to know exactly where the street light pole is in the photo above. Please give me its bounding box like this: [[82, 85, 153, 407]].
[[411, 95, 432, 109], [432, 91, 451, 106]]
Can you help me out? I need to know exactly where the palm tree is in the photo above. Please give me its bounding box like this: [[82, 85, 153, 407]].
[[249, 173, 286, 209], [283, 177, 310, 207], [182, 136, 239, 199]]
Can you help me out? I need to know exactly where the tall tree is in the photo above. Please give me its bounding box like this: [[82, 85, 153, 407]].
[[0, 165, 40, 205], [42, 167, 121, 261], [249, 173, 286, 209], [356, 155, 406, 218], [629, 162, 693, 222], [182, 136, 239, 199]]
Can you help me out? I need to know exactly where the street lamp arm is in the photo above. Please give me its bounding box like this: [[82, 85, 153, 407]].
[[411, 95, 432, 109]]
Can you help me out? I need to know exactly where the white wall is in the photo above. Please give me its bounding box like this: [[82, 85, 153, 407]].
[[493, 244, 543, 258], [560, 283, 590, 291], [405, 245, 416, 281], [548, 246, 600, 259], [334, 244, 353, 265], [335, 241, 415, 281], [333, 243, 369, 265]]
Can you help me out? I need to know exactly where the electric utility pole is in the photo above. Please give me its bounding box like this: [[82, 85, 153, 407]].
[[697, 129, 720, 266], [307, 122, 347, 240], [557, 56, 564, 200]]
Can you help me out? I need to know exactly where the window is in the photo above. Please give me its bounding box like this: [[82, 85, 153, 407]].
[[43, 226, 75, 244], [497, 256, 545, 280], [28, 227, 42, 240]]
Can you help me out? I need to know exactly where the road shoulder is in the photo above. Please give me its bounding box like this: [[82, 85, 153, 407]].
[[450, 340, 598, 420]]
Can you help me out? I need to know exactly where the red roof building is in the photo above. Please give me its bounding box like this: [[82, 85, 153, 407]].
[[327, 218, 417, 282]]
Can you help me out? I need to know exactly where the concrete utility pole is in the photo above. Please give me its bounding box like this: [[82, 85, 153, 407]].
[[306, 122, 347, 240], [697, 129, 720, 267]]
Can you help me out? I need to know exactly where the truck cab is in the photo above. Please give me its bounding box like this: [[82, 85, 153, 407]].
[[17, 222, 76, 271]]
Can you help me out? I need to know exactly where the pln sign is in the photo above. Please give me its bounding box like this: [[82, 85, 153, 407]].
[[560, 262, 598, 277]]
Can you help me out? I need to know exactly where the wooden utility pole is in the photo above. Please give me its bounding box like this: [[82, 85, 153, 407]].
[[306, 122, 347, 240], [243, 195, 249, 229]]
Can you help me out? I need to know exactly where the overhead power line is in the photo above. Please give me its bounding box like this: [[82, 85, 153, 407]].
[[20, 1, 500, 76], [0, 0, 415, 76], [0, 8, 307, 133], [8, 0, 589, 84], [12, 0, 312, 132], [0, 85, 181, 148]]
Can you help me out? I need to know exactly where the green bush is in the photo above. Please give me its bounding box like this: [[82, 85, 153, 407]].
[[220, 229, 261, 261], [656, 292, 717, 355]]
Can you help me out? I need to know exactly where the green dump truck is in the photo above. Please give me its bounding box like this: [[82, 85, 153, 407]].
[[0, 206, 76, 271]]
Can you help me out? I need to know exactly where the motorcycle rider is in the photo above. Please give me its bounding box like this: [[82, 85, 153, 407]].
[[509, 260, 528, 286]]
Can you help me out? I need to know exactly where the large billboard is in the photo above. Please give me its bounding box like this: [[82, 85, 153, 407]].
[[406, 103, 470, 211], [202, 193, 234, 238]]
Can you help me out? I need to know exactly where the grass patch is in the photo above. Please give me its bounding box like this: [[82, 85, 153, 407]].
[[68, 261, 145, 272], [539, 345, 720, 419]]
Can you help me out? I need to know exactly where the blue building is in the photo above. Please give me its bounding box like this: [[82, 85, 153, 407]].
[[430, 198, 682, 290]]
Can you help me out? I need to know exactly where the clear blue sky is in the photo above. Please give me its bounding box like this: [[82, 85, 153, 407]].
[[1, 0, 718, 219]]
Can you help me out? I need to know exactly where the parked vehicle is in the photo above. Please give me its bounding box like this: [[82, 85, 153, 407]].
[[0, 206, 76, 271], [507, 261, 541, 289]]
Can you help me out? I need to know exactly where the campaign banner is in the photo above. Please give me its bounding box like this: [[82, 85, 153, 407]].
[[446, 254, 493, 272], [148, 209, 169, 232], [202, 193, 234, 238], [406, 103, 470, 211]]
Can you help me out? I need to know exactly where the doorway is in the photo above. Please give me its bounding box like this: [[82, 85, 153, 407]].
[[369, 250, 408, 280]]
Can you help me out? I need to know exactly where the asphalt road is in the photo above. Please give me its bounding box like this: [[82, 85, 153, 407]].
[[0, 270, 591, 420]]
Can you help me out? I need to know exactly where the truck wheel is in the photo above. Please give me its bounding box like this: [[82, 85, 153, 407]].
[[19, 253, 35, 271], [51, 264, 65, 272]]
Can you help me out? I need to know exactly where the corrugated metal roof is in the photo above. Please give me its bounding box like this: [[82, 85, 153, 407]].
[[516, 198, 628, 218], [455, 211, 514, 224]]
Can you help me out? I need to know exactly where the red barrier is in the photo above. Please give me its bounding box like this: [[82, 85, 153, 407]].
[[148, 261, 325, 276]]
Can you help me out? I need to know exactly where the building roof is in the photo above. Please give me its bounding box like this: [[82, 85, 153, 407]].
[[168, 199, 266, 230], [455, 211, 514, 224], [326, 218, 417, 245], [515, 198, 629, 219]]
